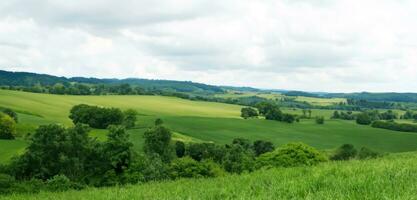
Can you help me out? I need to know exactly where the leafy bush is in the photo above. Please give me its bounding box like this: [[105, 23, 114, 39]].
[[357, 147, 381, 160], [253, 140, 275, 156], [187, 143, 226, 163], [1, 108, 18, 122], [69, 104, 124, 129], [315, 116, 325, 124], [222, 145, 255, 174], [143, 125, 174, 163], [125, 154, 169, 184], [123, 109, 137, 128], [356, 113, 372, 125], [45, 175, 72, 192], [256, 143, 327, 168], [169, 157, 224, 179], [0, 173, 15, 194], [175, 141, 186, 158], [331, 144, 358, 160], [0, 113, 16, 139]]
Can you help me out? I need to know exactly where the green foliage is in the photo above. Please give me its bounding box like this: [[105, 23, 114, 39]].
[[222, 145, 254, 174], [187, 143, 223, 162], [143, 125, 173, 163], [175, 141, 186, 158], [169, 157, 224, 179], [357, 147, 381, 160], [45, 175, 72, 192], [0, 114, 16, 139], [154, 118, 164, 126], [256, 143, 327, 168], [104, 126, 133, 174], [265, 107, 283, 121], [240, 107, 258, 119], [1, 108, 18, 122], [331, 144, 358, 161], [356, 113, 372, 125], [0, 173, 15, 194], [123, 109, 137, 128], [69, 104, 124, 129], [372, 120, 417, 133], [253, 140, 275, 156], [315, 116, 325, 124], [232, 138, 252, 150], [125, 154, 169, 184]]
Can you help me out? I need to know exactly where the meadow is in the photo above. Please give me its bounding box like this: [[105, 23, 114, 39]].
[[4, 151, 417, 200], [2, 89, 417, 163]]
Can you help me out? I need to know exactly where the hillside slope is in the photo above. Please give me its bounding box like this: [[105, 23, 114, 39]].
[[4, 152, 417, 200]]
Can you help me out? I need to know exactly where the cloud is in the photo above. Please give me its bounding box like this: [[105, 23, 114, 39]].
[[0, 0, 416, 92]]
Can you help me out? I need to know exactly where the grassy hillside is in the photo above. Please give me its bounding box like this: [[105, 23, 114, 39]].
[[4, 152, 417, 200], [2, 89, 417, 163]]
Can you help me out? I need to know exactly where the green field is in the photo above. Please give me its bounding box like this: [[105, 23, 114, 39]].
[[2, 89, 417, 163], [4, 152, 417, 200]]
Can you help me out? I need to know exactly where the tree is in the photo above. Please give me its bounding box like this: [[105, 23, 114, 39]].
[[315, 116, 325, 124], [253, 140, 275, 156], [240, 107, 258, 119], [255, 102, 279, 116], [332, 111, 340, 119], [356, 113, 372, 125], [168, 157, 224, 179], [143, 125, 173, 163], [69, 104, 124, 129], [222, 145, 254, 174], [331, 144, 357, 160], [1, 108, 18, 122], [123, 109, 137, 128], [265, 107, 283, 121], [175, 141, 186, 158], [103, 126, 133, 174], [281, 113, 295, 123], [302, 109, 307, 118], [0, 114, 16, 139], [308, 110, 312, 118], [155, 118, 164, 126], [232, 138, 252, 150]]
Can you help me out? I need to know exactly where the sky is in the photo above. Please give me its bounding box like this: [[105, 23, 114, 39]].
[[0, 0, 416, 92]]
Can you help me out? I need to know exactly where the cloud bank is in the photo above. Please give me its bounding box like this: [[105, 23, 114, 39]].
[[0, 0, 416, 92]]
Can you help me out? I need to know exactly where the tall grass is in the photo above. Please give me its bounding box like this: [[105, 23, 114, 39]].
[[4, 152, 417, 200]]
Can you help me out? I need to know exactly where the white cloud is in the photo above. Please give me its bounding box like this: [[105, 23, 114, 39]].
[[0, 0, 417, 92]]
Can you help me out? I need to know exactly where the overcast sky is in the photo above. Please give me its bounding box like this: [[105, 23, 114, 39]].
[[0, 0, 416, 92]]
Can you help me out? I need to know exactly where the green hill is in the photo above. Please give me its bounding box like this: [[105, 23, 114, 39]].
[[4, 152, 417, 200]]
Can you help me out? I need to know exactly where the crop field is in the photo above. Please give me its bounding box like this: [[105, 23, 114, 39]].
[[4, 151, 417, 200], [294, 96, 346, 106], [2, 89, 417, 163]]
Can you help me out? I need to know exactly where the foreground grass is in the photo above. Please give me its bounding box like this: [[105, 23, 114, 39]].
[[4, 152, 417, 200]]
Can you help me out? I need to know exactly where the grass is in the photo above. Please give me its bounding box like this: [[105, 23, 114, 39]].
[[294, 96, 346, 106], [4, 152, 417, 200], [2, 89, 417, 164]]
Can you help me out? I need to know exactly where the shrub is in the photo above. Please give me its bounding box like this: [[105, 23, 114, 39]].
[[256, 143, 327, 168], [315, 116, 325, 124], [357, 147, 381, 160], [356, 113, 372, 125], [331, 144, 358, 160], [281, 113, 296, 123], [169, 157, 224, 179], [0, 113, 16, 139], [253, 140, 275, 156], [222, 145, 255, 174], [45, 175, 72, 192], [187, 143, 226, 162], [0, 173, 15, 194], [1, 108, 18, 122], [125, 154, 169, 184], [241, 107, 259, 119], [175, 141, 186, 158]]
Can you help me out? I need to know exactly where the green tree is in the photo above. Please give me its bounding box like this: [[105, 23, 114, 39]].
[[143, 125, 173, 163], [315, 116, 325, 124], [123, 109, 137, 128], [104, 125, 133, 174], [240, 107, 259, 119], [331, 144, 358, 160], [253, 140, 275, 156], [155, 118, 164, 126], [168, 157, 224, 179], [356, 113, 372, 125], [222, 145, 254, 174], [1, 108, 18, 122], [0, 114, 16, 139], [175, 141, 186, 158]]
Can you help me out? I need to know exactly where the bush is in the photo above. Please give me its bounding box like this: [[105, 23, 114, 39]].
[[0, 113, 16, 139], [315, 116, 325, 124], [45, 175, 72, 192], [256, 143, 327, 168], [222, 145, 255, 174], [187, 143, 226, 162], [125, 154, 169, 184], [331, 144, 357, 160], [1, 108, 18, 122], [175, 141, 186, 158], [253, 140, 275, 156], [0, 173, 15, 194], [356, 113, 372, 125], [143, 125, 174, 163], [169, 157, 224, 179], [241, 107, 258, 119], [357, 147, 381, 160]]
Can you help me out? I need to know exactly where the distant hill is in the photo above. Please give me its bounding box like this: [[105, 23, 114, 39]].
[[0, 70, 224, 95]]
